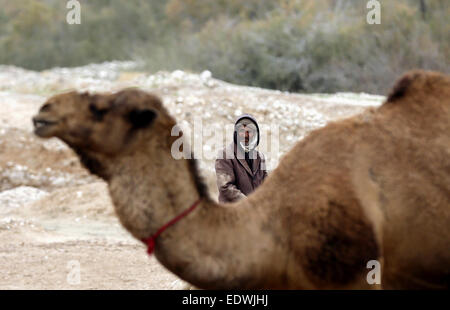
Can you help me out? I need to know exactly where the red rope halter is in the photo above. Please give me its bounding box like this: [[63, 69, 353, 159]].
[[141, 199, 201, 255]]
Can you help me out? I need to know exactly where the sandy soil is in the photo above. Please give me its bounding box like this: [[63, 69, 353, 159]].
[[0, 62, 384, 289]]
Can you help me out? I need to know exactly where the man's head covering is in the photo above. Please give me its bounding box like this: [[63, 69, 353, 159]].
[[233, 114, 260, 152]]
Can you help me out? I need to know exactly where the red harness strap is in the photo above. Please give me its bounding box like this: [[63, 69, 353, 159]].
[[141, 199, 201, 255]]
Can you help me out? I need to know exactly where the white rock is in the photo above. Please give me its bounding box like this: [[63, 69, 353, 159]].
[[200, 70, 212, 80], [0, 186, 48, 209]]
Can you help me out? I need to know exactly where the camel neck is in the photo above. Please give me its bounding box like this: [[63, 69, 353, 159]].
[[105, 147, 277, 289], [141, 197, 202, 255]]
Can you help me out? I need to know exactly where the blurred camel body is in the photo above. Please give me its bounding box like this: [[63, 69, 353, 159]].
[[32, 70, 450, 289]]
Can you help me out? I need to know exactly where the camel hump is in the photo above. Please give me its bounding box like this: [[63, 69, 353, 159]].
[[386, 70, 450, 104]]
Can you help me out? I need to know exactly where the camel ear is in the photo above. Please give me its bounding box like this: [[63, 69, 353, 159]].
[[128, 108, 157, 129]]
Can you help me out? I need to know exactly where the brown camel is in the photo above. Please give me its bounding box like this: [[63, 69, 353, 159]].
[[32, 70, 450, 289]]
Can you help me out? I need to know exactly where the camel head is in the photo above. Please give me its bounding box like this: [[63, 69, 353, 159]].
[[33, 89, 176, 156], [32, 89, 179, 181]]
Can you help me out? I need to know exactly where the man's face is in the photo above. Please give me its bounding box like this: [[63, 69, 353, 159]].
[[237, 124, 257, 145]]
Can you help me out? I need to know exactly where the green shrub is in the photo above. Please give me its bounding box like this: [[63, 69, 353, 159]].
[[0, 0, 448, 94]]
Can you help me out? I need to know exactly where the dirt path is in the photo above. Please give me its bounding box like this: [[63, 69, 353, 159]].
[[0, 226, 186, 289]]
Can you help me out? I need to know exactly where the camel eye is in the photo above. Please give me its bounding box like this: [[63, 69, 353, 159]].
[[128, 108, 157, 129], [89, 103, 108, 121]]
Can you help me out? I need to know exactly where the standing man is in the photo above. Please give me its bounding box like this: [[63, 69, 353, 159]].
[[215, 114, 268, 203]]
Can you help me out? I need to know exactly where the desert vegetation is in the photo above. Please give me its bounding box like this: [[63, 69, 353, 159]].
[[0, 0, 448, 94]]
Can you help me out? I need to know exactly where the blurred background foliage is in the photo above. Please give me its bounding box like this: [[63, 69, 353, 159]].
[[0, 0, 448, 94]]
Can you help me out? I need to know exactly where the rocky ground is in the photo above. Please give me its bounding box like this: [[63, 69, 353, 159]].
[[0, 62, 384, 289]]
